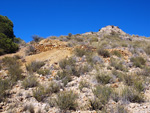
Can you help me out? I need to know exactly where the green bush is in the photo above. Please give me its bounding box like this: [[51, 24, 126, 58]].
[[130, 57, 146, 68], [95, 71, 112, 84], [37, 69, 51, 76], [97, 48, 110, 58], [0, 65, 2, 70], [55, 90, 78, 111], [0, 15, 19, 55], [26, 61, 45, 73], [22, 75, 39, 89], [121, 87, 144, 103], [93, 85, 112, 105]]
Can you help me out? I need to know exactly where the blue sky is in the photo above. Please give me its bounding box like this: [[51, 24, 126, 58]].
[[0, 0, 150, 42]]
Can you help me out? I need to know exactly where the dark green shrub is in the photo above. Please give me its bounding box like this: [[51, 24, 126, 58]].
[[96, 71, 112, 84], [89, 98, 103, 110], [26, 61, 45, 73], [97, 48, 110, 58], [22, 75, 39, 89], [93, 85, 112, 105], [0, 15, 19, 54], [121, 87, 144, 103], [37, 69, 51, 76], [55, 90, 78, 111], [130, 57, 146, 68]]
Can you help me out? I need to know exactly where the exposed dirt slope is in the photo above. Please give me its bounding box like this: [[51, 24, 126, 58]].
[[25, 48, 72, 64]]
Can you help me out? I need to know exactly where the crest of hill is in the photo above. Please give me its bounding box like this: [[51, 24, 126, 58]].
[[82, 25, 126, 35]]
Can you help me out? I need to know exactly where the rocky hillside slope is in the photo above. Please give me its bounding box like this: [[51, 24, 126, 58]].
[[0, 25, 150, 113]]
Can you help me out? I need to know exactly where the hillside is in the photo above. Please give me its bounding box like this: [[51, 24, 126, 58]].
[[0, 25, 150, 113]]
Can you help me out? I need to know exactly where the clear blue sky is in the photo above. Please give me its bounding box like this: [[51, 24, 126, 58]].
[[0, 0, 150, 42]]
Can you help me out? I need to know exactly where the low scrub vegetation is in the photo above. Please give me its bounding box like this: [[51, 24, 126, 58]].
[[130, 57, 146, 68], [37, 69, 51, 76], [89, 98, 103, 110], [23, 104, 34, 113], [26, 61, 45, 73], [95, 71, 112, 84], [74, 48, 87, 57], [33, 86, 46, 102], [46, 81, 60, 94], [22, 75, 39, 89], [111, 50, 122, 57], [25, 45, 36, 56], [59, 57, 75, 69], [121, 86, 144, 103], [110, 58, 127, 71], [97, 48, 110, 58], [57, 70, 72, 86], [93, 85, 112, 105], [55, 90, 78, 111], [0, 79, 11, 102], [8, 63, 23, 81], [79, 80, 89, 91]]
